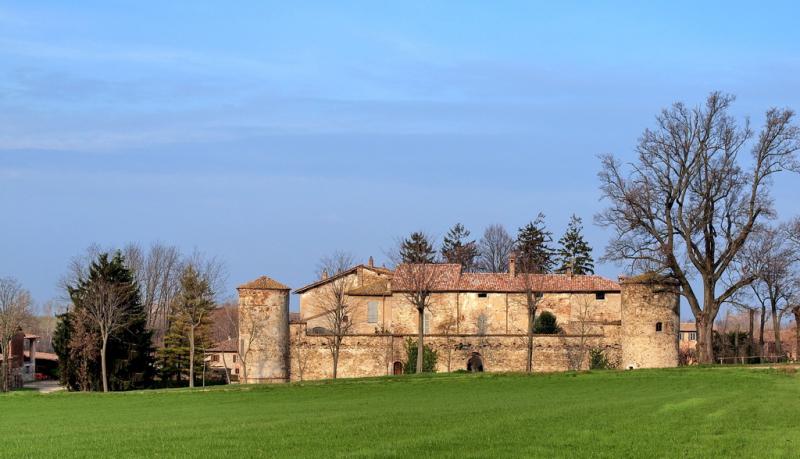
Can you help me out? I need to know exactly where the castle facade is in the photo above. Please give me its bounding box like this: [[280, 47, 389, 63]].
[[237, 257, 680, 383]]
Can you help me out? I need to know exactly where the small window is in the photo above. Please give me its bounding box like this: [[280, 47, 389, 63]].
[[534, 292, 544, 298], [367, 301, 379, 323], [595, 292, 605, 300], [477, 293, 488, 298], [689, 332, 696, 341], [655, 322, 663, 332], [211, 354, 219, 362], [234, 368, 239, 375], [232, 355, 237, 363], [423, 312, 431, 334]]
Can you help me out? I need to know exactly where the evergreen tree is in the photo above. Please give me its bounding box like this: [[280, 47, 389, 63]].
[[555, 215, 595, 275], [400, 232, 436, 263], [440, 223, 478, 271], [516, 214, 554, 273], [533, 311, 562, 334], [56, 252, 154, 391]]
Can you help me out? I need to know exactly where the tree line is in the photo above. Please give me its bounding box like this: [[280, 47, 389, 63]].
[[52, 243, 224, 392]]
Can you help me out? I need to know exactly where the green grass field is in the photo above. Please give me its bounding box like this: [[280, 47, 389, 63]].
[[1, 367, 798, 458]]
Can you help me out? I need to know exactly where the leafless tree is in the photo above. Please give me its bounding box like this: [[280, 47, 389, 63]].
[[123, 242, 182, 346], [597, 92, 800, 363], [0, 277, 33, 392], [477, 224, 515, 273], [735, 224, 797, 356], [393, 263, 445, 373], [564, 295, 596, 371], [316, 251, 357, 379], [227, 301, 265, 383], [79, 275, 138, 392], [172, 265, 215, 388], [436, 308, 458, 372], [510, 255, 544, 373]]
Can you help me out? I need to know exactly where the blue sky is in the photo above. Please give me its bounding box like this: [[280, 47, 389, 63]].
[[1, 1, 799, 315]]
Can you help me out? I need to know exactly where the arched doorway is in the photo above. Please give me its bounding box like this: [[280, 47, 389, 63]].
[[392, 361, 403, 375], [467, 353, 484, 372]]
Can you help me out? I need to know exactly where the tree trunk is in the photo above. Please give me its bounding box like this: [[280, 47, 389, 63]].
[[771, 303, 782, 356], [416, 308, 424, 373], [748, 309, 755, 360], [100, 335, 109, 393], [189, 326, 195, 388], [794, 308, 800, 361], [696, 314, 714, 364], [526, 307, 535, 373], [1, 348, 8, 392], [759, 306, 767, 358], [332, 337, 339, 379]]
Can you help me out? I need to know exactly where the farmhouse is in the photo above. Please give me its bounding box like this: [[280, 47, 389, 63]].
[[237, 257, 680, 382]]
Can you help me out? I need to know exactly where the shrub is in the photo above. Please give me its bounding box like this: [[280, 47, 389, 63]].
[[589, 348, 611, 370], [533, 311, 561, 334], [404, 338, 438, 374]]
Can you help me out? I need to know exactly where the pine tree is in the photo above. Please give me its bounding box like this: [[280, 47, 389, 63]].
[[400, 232, 436, 263], [556, 215, 595, 275], [56, 252, 154, 391], [516, 213, 554, 273], [440, 223, 478, 271]]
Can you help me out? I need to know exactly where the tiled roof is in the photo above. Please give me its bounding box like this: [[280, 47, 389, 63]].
[[208, 338, 238, 353], [680, 322, 697, 332], [293, 264, 392, 294], [348, 278, 392, 296], [237, 276, 290, 290], [391, 264, 620, 293]]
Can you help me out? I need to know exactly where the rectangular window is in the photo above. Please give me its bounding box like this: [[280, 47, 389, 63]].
[[535, 292, 544, 298], [232, 354, 237, 363], [367, 301, 379, 323], [211, 354, 219, 362], [478, 293, 488, 298], [234, 368, 239, 375], [595, 292, 605, 300], [423, 312, 431, 334], [689, 332, 696, 341]]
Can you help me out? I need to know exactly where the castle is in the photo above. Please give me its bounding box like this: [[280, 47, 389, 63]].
[[236, 257, 680, 382]]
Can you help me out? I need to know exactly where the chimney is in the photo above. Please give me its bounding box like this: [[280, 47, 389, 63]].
[[509, 254, 516, 277], [368, 256, 374, 267], [322, 270, 329, 280]]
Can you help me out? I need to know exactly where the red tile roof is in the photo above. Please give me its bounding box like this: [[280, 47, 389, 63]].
[[391, 264, 620, 293], [237, 276, 290, 290], [293, 264, 392, 294], [208, 338, 238, 353]]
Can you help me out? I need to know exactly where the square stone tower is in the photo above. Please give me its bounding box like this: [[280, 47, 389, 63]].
[[237, 276, 291, 383]]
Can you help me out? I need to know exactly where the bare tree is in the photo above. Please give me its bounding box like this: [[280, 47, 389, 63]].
[[172, 265, 215, 388], [477, 224, 515, 273], [564, 295, 596, 371], [393, 263, 445, 373], [736, 225, 797, 356], [123, 242, 182, 346], [0, 277, 33, 392], [78, 273, 138, 393], [226, 301, 265, 383], [316, 251, 357, 379], [597, 92, 800, 363], [436, 308, 458, 372], [509, 255, 544, 373]]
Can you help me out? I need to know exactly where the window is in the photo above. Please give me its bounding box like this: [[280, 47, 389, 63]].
[[534, 292, 544, 298], [689, 332, 697, 341], [423, 312, 431, 334], [367, 301, 379, 324], [655, 322, 663, 332], [595, 292, 605, 300], [234, 368, 239, 375], [233, 355, 237, 363], [211, 354, 219, 362], [478, 292, 488, 298]]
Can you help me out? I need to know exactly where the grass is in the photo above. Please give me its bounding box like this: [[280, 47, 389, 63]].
[[1, 367, 799, 458]]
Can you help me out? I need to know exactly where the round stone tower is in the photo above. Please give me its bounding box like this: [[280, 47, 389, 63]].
[[237, 276, 290, 383], [620, 274, 680, 369]]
